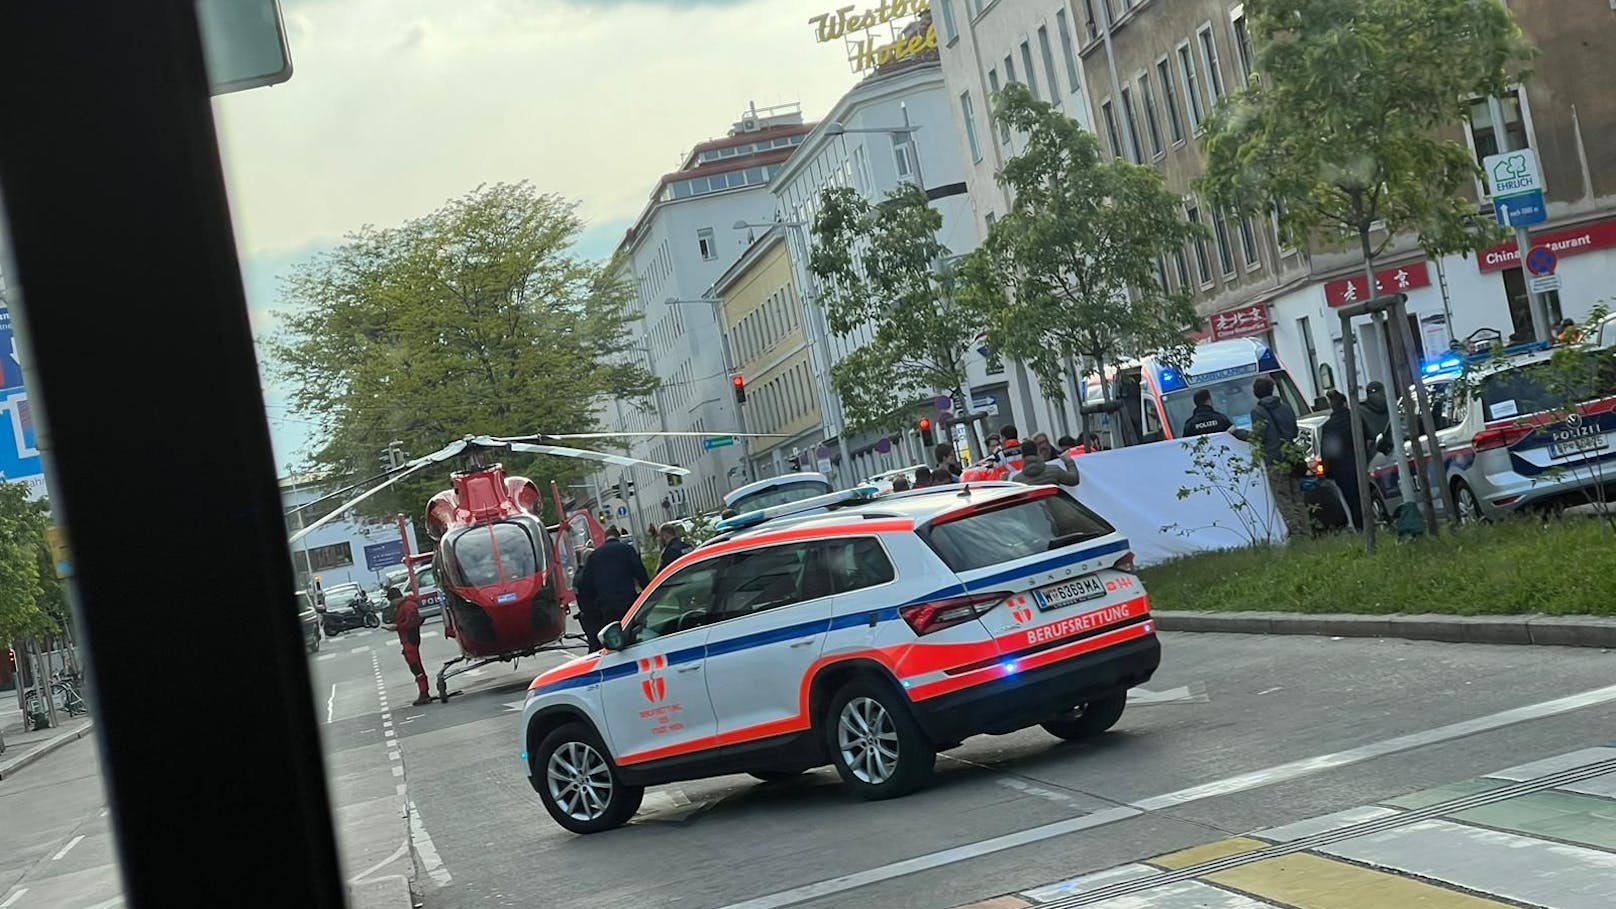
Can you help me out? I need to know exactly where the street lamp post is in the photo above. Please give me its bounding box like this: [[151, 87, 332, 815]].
[[665, 297, 752, 484]]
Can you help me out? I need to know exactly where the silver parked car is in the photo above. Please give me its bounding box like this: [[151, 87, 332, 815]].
[[1367, 342, 1616, 522]]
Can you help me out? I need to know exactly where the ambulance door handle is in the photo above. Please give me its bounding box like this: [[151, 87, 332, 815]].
[[789, 638, 816, 649], [676, 663, 702, 673]]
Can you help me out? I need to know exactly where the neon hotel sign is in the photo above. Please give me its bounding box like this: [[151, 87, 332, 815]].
[[810, 1, 939, 72]]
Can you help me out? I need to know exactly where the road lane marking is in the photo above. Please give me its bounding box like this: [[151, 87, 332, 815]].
[[0, 889, 28, 909], [81, 898, 124, 909], [716, 682, 1616, 909], [407, 800, 452, 887], [51, 834, 86, 861], [392, 766, 404, 777], [1134, 682, 1616, 811], [384, 729, 396, 738], [316, 653, 336, 662], [350, 646, 370, 654], [389, 751, 400, 761], [326, 684, 337, 724], [383, 721, 393, 728], [347, 838, 411, 885]]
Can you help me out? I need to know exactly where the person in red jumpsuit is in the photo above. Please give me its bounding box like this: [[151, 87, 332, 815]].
[[386, 585, 433, 706]]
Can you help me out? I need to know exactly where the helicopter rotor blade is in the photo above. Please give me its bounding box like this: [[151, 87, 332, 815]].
[[500, 441, 691, 476], [286, 438, 470, 545]]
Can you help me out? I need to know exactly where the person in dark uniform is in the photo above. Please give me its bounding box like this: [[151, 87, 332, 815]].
[[656, 522, 693, 575], [573, 526, 650, 650], [1182, 389, 1234, 436]]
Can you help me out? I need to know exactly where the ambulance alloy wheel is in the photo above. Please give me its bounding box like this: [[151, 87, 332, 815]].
[[1041, 691, 1127, 742], [535, 722, 644, 834], [826, 679, 935, 800]]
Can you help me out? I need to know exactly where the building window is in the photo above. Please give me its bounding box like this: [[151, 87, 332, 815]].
[[1198, 26, 1226, 103], [1057, 10, 1082, 91], [984, 211, 996, 229], [1232, 10, 1255, 84], [1100, 100, 1123, 160], [937, 0, 958, 42], [1155, 255, 1171, 291], [698, 228, 717, 260], [1238, 215, 1259, 268], [1156, 58, 1184, 144], [1213, 212, 1235, 276], [961, 91, 983, 163], [1004, 54, 1016, 85], [1119, 86, 1143, 164], [1186, 203, 1212, 285], [891, 133, 915, 183], [1082, 0, 1099, 39], [1138, 74, 1164, 158], [1021, 41, 1040, 101], [1038, 26, 1061, 99], [988, 69, 1010, 143], [1178, 44, 1205, 127], [1173, 245, 1191, 290], [308, 542, 353, 572], [1467, 90, 1529, 166]]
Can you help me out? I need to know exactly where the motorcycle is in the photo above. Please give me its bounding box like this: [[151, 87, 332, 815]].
[[318, 593, 381, 636]]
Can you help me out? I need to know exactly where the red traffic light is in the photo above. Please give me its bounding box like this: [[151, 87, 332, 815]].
[[732, 375, 744, 389], [918, 418, 932, 431], [731, 374, 747, 403]]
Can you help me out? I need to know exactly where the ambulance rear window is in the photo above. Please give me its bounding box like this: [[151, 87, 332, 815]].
[[924, 494, 1114, 572]]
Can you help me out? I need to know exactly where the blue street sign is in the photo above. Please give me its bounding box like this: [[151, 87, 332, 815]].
[[701, 435, 735, 451], [363, 540, 406, 571], [0, 308, 24, 391], [1526, 246, 1557, 277], [1494, 190, 1547, 228], [0, 388, 43, 485]]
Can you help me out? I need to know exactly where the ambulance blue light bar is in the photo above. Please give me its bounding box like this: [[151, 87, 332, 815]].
[[715, 485, 883, 533]]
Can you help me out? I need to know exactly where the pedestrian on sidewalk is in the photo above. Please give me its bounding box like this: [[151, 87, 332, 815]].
[[385, 585, 433, 706], [1233, 376, 1311, 539]]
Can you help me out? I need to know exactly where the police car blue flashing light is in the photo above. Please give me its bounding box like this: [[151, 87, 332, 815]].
[[1157, 367, 1187, 393], [1423, 354, 1463, 376]]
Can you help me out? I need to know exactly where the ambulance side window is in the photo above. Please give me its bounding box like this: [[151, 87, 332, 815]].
[[1141, 395, 1164, 441]]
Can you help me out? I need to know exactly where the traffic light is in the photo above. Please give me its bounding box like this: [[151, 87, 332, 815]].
[[732, 374, 747, 403], [788, 454, 802, 471], [918, 417, 935, 448]]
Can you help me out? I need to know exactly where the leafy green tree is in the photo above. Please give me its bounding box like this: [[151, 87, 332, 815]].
[[267, 182, 656, 520], [0, 481, 59, 646], [808, 182, 980, 432], [1197, 0, 1533, 279], [959, 82, 1204, 406]]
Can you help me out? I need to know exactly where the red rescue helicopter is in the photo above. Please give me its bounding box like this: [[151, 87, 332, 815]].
[[288, 431, 768, 702]]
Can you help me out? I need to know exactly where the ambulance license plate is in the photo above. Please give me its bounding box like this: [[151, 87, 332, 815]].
[[1033, 575, 1107, 612]]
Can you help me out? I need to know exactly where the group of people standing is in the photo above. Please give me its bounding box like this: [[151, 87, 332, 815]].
[[1180, 377, 1396, 537], [900, 424, 1083, 493], [570, 521, 693, 651]]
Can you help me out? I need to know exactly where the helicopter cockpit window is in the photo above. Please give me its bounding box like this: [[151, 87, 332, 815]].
[[449, 522, 540, 587]]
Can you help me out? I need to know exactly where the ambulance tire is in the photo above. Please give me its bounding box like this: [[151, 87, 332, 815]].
[[825, 679, 935, 800]]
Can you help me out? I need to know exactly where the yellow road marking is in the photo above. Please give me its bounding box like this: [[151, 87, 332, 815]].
[[1149, 837, 1268, 870], [1208, 852, 1518, 908]]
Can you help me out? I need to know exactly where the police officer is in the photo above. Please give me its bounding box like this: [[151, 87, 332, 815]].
[[1182, 389, 1234, 436]]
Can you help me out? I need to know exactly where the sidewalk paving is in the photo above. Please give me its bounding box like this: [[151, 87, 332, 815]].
[[0, 697, 94, 781], [958, 745, 1616, 909]]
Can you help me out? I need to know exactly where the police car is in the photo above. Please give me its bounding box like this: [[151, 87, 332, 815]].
[[520, 483, 1161, 833], [1368, 341, 1616, 521]]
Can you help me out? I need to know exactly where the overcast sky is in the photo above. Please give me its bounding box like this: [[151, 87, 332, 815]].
[[216, 0, 861, 470]]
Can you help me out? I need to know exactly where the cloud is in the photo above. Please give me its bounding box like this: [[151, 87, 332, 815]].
[[210, 0, 856, 259]]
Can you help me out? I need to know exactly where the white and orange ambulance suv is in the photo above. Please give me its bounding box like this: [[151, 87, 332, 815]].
[[519, 483, 1161, 833]]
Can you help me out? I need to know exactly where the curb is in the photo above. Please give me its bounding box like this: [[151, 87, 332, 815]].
[[0, 720, 95, 780], [348, 874, 416, 909], [1153, 611, 1616, 648]]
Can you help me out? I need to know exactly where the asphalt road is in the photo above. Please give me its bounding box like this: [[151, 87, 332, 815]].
[[6, 625, 1614, 909], [324, 624, 1616, 909]]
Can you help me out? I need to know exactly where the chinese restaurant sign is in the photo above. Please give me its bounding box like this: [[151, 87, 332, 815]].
[[1324, 261, 1432, 308]]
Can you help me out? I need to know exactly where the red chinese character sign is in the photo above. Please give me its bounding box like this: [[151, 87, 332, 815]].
[[1324, 262, 1432, 308], [1210, 303, 1270, 341]]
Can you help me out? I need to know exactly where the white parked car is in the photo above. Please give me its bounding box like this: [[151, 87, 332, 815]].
[[520, 483, 1161, 833]]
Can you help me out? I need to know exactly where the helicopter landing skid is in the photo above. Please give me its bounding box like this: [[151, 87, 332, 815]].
[[434, 637, 592, 703]]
